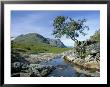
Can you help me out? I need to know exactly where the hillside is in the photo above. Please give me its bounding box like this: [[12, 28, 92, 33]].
[[13, 33, 49, 44], [13, 33, 65, 48], [12, 33, 71, 54]]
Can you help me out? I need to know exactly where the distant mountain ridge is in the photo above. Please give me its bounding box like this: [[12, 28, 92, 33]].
[[46, 38, 65, 48], [13, 33, 66, 48]]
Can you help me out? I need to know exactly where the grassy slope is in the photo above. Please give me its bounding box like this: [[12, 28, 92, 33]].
[[12, 33, 71, 54], [12, 41, 72, 54]]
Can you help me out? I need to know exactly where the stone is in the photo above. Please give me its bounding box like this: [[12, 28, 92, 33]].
[[85, 55, 95, 62], [64, 56, 75, 61], [28, 64, 55, 77], [20, 72, 31, 77], [41, 69, 49, 76], [22, 63, 29, 70], [31, 69, 41, 77], [12, 62, 21, 68]]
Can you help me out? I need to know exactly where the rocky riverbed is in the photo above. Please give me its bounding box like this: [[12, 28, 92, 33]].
[[11, 50, 100, 77], [11, 53, 61, 77], [24, 53, 55, 63], [11, 63, 55, 77]]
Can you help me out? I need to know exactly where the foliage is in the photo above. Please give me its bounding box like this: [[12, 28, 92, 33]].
[[53, 16, 89, 42], [74, 30, 100, 59], [90, 30, 100, 42], [74, 41, 87, 59]]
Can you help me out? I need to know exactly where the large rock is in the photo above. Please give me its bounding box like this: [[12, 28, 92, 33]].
[[11, 61, 29, 74], [83, 61, 100, 70], [28, 64, 55, 77], [12, 62, 21, 69], [73, 65, 100, 77]]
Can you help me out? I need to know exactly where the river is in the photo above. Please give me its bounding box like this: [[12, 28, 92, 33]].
[[40, 57, 89, 77]]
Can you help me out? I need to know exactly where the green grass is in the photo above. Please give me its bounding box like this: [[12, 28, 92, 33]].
[[11, 42, 72, 54]]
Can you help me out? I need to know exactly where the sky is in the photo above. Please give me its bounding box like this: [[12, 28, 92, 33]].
[[11, 11, 100, 47]]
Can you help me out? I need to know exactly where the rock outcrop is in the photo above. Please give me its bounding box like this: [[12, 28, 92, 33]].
[[63, 41, 100, 70], [47, 38, 66, 48]]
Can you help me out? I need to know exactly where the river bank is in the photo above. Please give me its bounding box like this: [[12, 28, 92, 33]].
[[61, 48, 100, 77], [11, 51, 100, 77]]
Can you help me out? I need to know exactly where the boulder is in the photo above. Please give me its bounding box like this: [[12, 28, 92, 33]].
[[28, 64, 55, 77], [40, 69, 49, 76], [12, 62, 21, 68]]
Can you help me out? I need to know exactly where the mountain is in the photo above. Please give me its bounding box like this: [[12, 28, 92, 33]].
[[13, 33, 66, 48], [47, 38, 65, 48]]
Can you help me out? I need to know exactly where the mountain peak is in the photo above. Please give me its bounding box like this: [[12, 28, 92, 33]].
[[13, 33, 66, 48]]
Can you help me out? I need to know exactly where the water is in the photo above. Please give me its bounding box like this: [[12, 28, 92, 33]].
[[40, 57, 87, 77]]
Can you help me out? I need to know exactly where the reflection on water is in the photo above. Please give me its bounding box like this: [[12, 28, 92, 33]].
[[40, 57, 93, 77]]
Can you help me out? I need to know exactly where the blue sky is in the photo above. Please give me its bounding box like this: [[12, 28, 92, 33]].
[[11, 11, 100, 47]]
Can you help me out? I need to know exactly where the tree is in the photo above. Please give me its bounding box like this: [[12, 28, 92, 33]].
[[52, 16, 89, 43], [90, 29, 100, 42]]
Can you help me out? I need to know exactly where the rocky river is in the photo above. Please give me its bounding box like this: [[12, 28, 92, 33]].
[[40, 57, 90, 77], [11, 52, 100, 77]]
